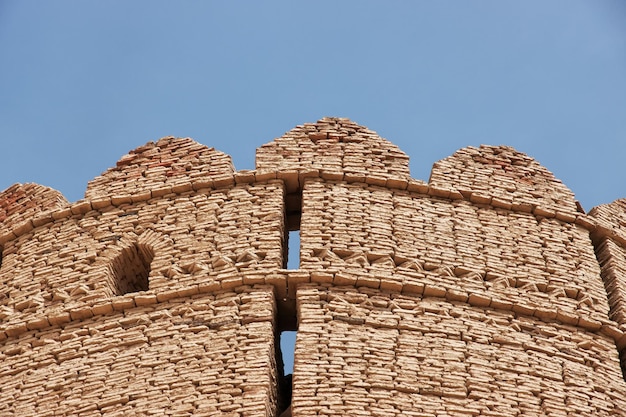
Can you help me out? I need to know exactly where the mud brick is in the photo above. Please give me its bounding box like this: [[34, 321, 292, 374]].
[[0, 118, 625, 417]]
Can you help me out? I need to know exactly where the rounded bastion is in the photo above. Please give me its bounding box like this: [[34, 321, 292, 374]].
[[0, 117, 625, 417]]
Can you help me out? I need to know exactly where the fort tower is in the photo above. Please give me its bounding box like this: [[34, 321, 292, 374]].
[[1, 118, 625, 416]]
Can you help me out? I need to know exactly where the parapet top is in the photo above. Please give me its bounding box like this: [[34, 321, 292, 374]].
[[430, 145, 579, 215], [1, 117, 620, 240], [589, 199, 626, 245], [84, 137, 235, 200], [256, 117, 411, 179], [0, 183, 68, 238]]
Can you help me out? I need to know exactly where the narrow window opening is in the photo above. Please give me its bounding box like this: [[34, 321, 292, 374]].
[[109, 242, 153, 295], [286, 230, 300, 270], [278, 185, 302, 416], [276, 328, 296, 416], [280, 330, 297, 375], [283, 190, 302, 270]]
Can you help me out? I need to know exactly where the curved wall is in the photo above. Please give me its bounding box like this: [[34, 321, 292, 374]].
[[0, 117, 625, 416]]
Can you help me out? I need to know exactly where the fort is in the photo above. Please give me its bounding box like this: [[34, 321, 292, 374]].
[[1, 117, 626, 416]]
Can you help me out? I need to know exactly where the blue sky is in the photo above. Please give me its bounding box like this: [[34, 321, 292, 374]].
[[1, 1, 625, 209], [1, 1, 625, 373]]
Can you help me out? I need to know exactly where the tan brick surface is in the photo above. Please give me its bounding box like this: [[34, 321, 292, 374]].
[[429, 145, 578, 216], [85, 137, 235, 200], [294, 284, 626, 417], [256, 118, 410, 181], [0, 117, 625, 416], [0, 287, 277, 417]]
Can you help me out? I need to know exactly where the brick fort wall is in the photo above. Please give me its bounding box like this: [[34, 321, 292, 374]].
[[0, 118, 625, 416]]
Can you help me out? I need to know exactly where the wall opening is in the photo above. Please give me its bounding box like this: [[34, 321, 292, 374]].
[[278, 183, 303, 415], [286, 230, 300, 270], [280, 330, 297, 375], [283, 189, 302, 270], [109, 242, 153, 295], [276, 326, 297, 416]]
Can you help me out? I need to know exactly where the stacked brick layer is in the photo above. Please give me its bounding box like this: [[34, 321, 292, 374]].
[[256, 118, 410, 181], [589, 199, 626, 376], [0, 182, 284, 322], [85, 137, 235, 200], [294, 284, 626, 416], [0, 117, 625, 416], [0, 183, 68, 238], [0, 287, 277, 417], [429, 145, 579, 216], [299, 180, 609, 325]]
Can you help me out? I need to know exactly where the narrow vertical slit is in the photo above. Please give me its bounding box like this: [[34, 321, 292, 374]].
[[277, 330, 296, 416], [275, 311, 297, 417], [282, 227, 289, 270], [278, 183, 302, 415], [283, 190, 302, 270], [280, 330, 297, 375], [287, 230, 300, 270]]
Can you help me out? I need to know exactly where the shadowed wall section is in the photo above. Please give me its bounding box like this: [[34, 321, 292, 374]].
[[589, 199, 626, 379]]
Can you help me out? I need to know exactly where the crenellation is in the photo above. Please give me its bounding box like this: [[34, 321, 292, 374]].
[[1, 118, 626, 416], [85, 137, 235, 201], [430, 145, 579, 218], [256, 117, 410, 181], [0, 183, 69, 241]]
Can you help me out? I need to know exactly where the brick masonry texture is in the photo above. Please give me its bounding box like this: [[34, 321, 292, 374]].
[[0, 117, 626, 416]]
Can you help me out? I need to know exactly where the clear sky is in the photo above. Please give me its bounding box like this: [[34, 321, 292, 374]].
[[1, 1, 625, 210], [1, 0, 625, 373], [0, 0, 626, 210]]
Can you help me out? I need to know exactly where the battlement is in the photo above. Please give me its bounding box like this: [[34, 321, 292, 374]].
[[1, 118, 626, 416]]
